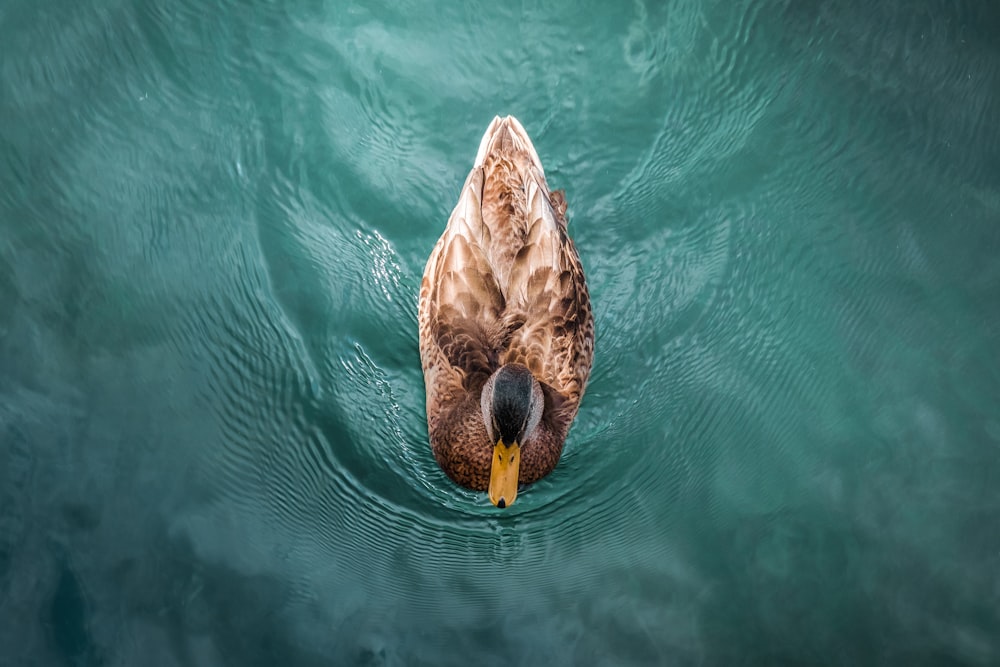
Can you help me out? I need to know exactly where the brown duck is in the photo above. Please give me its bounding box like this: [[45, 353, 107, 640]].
[[418, 116, 594, 507]]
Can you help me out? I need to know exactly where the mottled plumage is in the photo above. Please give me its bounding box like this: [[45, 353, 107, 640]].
[[418, 116, 594, 500]]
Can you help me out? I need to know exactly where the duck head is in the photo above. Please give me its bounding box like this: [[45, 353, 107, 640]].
[[480, 364, 544, 507]]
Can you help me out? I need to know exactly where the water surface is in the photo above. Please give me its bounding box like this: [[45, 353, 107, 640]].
[[2, 0, 1000, 665]]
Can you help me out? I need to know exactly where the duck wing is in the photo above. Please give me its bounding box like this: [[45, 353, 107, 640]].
[[419, 167, 507, 432], [498, 177, 594, 417]]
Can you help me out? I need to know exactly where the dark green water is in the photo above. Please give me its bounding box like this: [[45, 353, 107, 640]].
[[2, 0, 1000, 664]]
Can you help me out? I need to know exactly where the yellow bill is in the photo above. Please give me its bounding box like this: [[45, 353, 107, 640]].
[[488, 440, 520, 508]]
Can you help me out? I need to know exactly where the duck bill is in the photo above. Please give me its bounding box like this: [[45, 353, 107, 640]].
[[488, 440, 520, 508]]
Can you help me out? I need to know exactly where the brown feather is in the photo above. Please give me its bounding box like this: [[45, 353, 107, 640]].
[[418, 116, 594, 492]]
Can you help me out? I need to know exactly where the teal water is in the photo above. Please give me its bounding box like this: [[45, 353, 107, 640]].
[[2, 0, 1000, 664]]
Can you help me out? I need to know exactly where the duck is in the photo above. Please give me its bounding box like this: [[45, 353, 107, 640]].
[[418, 115, 594, 507]]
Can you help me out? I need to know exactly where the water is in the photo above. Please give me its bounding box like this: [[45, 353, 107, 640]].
[[2, 0, 999, 664]]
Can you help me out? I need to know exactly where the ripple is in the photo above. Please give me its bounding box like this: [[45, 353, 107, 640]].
[[212, 0, 808, 621], [5, 0, 998, 662]]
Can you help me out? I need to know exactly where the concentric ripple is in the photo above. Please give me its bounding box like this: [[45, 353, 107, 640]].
[[3, 0, 1000, 664]]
